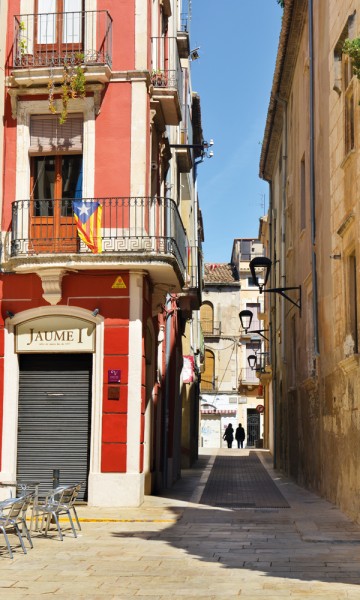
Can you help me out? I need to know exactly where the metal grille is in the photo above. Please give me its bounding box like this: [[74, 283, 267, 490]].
[[17, 354, 92, 501], [247, 411, 260, 447]]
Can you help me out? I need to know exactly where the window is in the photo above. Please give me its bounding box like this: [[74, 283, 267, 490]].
[[245, 342, 260, 382], [348, 253, 358, 353], [200, 302, 214, 334], [29, 114, 83, 252], [333, 13, 356, 155], [290, 315, 296, 386], [247, 277, 257, 288], [246, 302, 260, 330], [201, 350, 215, 391], [345, 82, 355, 155], [300, 154, 306, 230], [36, 0, 83, 46]]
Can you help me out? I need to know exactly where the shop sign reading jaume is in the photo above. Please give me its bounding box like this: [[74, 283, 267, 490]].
[[15, 316, 95, 353]]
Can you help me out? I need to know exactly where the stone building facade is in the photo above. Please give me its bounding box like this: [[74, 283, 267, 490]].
[[260, 0, 360, 521], [199, 239, 266, 449]]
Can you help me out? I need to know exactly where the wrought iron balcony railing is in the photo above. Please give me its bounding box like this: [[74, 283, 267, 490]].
[[151, 37, 183, 91], [13, 10, 112, 68], [11, 196, 187, 274], [181, 103, 193, 146], [180, 13, 189, 33], [186, 245, 201, 289], [150, 68, 182, 91], [201, 320, 221, 336]]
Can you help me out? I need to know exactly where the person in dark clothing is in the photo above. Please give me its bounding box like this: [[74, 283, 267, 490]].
[[235, 423, 246, 448], [223, 423, 234, 448]]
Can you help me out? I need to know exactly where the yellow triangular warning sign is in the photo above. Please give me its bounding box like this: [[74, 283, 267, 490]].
[[112, 276, 127, 289]]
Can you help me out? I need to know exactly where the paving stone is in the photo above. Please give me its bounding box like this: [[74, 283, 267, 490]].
[[2, 449, 360, 598]]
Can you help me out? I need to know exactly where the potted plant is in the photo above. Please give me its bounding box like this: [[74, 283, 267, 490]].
[[150, 69, 167, 87], [342, 37, 360, 79]]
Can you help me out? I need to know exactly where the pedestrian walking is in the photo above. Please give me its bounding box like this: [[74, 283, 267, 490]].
[[235, 423, 246, 448], [223, 423, 234, 448]]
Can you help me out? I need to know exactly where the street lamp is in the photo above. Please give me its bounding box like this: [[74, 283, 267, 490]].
[[169, 139, 214, 160], [238, 309, 253, 333], [249, 256, 301, 311], [247, 354, 257, 370], [239, 310, 269, 341]]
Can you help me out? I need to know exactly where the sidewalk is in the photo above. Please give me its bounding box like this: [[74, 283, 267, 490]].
[[1, 448, 360, 599]]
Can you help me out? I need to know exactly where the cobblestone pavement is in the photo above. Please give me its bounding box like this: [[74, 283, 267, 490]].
[[1, 448, 360, 599]]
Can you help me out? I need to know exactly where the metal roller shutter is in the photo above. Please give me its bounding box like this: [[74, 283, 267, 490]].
[[17, 353, 92, 501]]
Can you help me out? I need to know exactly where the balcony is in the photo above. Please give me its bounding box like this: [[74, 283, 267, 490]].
[[201, 320, 221, 336], [177, 13, 190, 58], [178, 244, 202, 314], [9, 196, 188, 287], [11, 11, 112, 87], [151, 38, 183, 125], [174, 103, 193, 172]]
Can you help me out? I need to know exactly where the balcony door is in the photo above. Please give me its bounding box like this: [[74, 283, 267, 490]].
[[36, 0, 83, 60], [30, 155, 82, 253], [29, 114, 83, 253]]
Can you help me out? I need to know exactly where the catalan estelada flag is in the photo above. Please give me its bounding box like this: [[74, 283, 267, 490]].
[[72, 200, 102, 253]]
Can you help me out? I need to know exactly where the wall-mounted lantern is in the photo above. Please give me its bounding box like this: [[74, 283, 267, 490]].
[[247, 354, 257, 370], [238, 309, 253, 333], [249, 256, 301, 311], [239, 310, 269, 341]]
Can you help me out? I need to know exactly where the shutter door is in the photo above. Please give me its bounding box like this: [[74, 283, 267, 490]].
[[17, 353, 92, 501]]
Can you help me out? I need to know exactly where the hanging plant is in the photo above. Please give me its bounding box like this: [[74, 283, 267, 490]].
[[342, 38, 360, 79], [48, 54, 86, 124], [48, 69, 56, 114], [19, 21, 28, 56]]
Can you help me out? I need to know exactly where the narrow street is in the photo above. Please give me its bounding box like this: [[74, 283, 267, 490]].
[[1, 449, 360, 599]]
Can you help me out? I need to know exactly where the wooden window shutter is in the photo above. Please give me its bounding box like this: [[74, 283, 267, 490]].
[[29, 115, 83, 153], [201, 349, 215, 391], [200, 302, 214, 334]]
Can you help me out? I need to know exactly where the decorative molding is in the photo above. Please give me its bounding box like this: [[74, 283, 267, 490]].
[[339, 354, 360, 374], [337, 212, 355, 237], [7, 83, 103, 120], [301, 375, 318, 393], [36, 268, 67, 305]]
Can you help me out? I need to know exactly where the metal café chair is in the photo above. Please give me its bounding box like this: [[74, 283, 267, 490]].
[[67, 481, 83, 531], [32, 484, 79, 541], [16, 481, 40, 532], [0, 494, 34, 559]]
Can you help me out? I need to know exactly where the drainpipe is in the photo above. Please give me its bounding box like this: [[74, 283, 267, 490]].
[[276, 95, 288, 364], [308, 0, 319, 356], [163, 293, 172, 488]]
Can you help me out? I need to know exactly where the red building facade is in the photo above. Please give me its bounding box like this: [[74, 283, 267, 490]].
[[0, 0, 203, 506]]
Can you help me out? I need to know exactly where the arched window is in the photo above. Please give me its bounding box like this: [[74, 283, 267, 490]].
[[201, 349, 215, 391], [200, 302, 214, 334]]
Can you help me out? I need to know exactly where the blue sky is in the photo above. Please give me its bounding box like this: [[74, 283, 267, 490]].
[[190, 1, 283, 263]]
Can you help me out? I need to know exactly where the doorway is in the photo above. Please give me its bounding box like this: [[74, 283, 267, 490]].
[[247, 409, 260, 447], [17, 353, 92, 500]]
